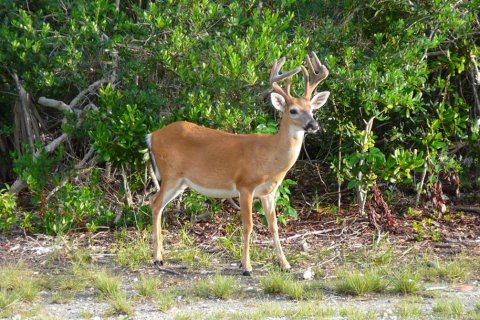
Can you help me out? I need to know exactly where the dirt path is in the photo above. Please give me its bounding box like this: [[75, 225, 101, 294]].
[[1, 228, 479, 320]]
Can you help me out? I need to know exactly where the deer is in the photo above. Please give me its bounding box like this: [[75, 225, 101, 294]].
[[146, 52, 330, 276]]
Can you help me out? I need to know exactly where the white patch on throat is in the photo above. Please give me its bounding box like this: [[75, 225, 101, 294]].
[[288, 126, 305, 140]]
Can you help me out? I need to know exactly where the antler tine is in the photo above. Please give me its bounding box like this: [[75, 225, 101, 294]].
[[270, 56, 301, 99], [303, 52, 329, 99]]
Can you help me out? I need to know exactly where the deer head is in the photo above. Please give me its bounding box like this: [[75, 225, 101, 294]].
[[270, 52, 330, 133]]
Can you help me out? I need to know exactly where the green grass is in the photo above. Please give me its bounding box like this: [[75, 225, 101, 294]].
[[194, 274, 237, 299], [433, 298, 464, 318], [183, 302, 335, 320], [260, 269, 311, 300], [0, 264, 42, 317], [135, 275, 161, 298], [421, 255, 472, 282], [338, 306, 376, 320], [105, 292, 134, 316], [93, 269, 121, 298], [391, 269, 421, 295], [92, 269, 133, 316], [156, 288, 177, 311], [393, 298, 424, 319], [114, 231, 151, 270], [335, 268, 387, 296], [0, 264, 41, 302], [0, 288, 20, 317]]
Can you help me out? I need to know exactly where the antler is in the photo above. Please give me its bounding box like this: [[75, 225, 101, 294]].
[[301, 52, 329, 99], [270, 57, 302, 100]]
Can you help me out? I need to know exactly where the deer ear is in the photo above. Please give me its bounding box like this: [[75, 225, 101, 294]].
[[271, 92, 286, 112], [310, 91, 330, 110]]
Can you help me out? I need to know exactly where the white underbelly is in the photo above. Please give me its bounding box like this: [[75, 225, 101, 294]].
[[184, 178, 239, 198]]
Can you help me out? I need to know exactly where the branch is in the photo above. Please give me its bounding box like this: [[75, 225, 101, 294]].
[[70, 78, 109, 109], [38, 97, 72, 113], [10, 79, 109, 195]]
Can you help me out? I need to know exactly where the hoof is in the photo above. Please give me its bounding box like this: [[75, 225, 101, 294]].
[[154, 260, 164, 267], [242, 270, 252, 277]]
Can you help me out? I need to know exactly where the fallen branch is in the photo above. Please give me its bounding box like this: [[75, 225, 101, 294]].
[[10, 79, 109, 195], [255, 228, 338, 245], [449, 206, 480, 214]]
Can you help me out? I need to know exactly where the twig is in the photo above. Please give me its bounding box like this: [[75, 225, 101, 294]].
[[154, 264, 184, 276], [254, 228, 338, 245], [415, 158, 428, 208]]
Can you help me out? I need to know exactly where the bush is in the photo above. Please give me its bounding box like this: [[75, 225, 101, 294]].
[[0, 187, 16, 231], [1, 0, 479, 232]]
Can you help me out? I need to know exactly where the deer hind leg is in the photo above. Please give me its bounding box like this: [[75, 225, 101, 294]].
[[151, 178, 186, 266], [261, 193, 291, 270], [239, 190, 254, 276]]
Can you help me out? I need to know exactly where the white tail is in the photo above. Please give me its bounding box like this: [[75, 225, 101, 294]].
[[147, 52, 330, 275]]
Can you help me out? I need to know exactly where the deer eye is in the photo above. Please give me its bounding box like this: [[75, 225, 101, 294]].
[[289, 109, 298, 115]]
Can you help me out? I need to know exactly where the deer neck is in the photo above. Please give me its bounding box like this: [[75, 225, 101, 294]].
[[271, 116, 305, 170]]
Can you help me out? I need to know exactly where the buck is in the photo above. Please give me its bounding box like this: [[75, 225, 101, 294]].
[[146, 52, 330, 275]]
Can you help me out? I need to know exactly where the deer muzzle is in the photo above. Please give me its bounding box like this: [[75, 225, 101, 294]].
[[304, 120, 319, 133]]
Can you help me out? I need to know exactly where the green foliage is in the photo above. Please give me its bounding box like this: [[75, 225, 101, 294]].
[[255, 179, 298, 225], [2, 0, 480, 232], [41, 183, 113, 235], [0, 187, 16, 231], [12, 147, 64, 195], [86, 85, 157, 169]]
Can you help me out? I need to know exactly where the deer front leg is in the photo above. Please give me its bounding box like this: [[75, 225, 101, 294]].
[[239, 190, 254, 276], [260, 193, 291, 270], [151, 179, 185, 266]]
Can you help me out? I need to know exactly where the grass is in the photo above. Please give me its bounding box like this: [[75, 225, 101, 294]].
[[168, 245, 212, 267], [335, 268, 387, 296], [393, 298, 425, 319], [421, 255, 472, 282], [114, 231, 151, 270], [0, 263, 42, 317], [260, 269, 313, 300], [338, 307, 377, 320], [391, 269, 421, 295], [135, 275, 161, 298], [194, 274, 237, 299], [92, 269, 133, 316], [105, 292, 134, 316], [174, 302, 336, 320], [156, 288, 177, 311], [47, 274, 87, 303], [93, 269, 121, 298], [433, 298, 464, 318]]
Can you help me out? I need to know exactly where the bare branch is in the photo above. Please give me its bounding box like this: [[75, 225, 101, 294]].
[[70, 78, 109, 109], [38, 97, 72, 113]]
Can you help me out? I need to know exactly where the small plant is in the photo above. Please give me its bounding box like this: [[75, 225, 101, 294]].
[[0, 264, 40, 302], [105, 292, 133, 316], [391, 269, 421, 295], [260, 269, 305, 300], [0, 187, 16, 231], [335, 268, 386, 296], [93, 269, 121, 298], [393, 299, 424, 319], [433, 298, 464, 318], [0, 288, 19, 318], [135, 275, 161, 298], [421, 256, 471, 282], [114, 231, 151, 270], [339, 307, 376, 320], [156, 289, 177, 312], [194, 274, 237, 299]]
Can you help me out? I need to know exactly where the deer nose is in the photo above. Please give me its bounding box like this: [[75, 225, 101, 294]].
[[304, 120, 319, 133]]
